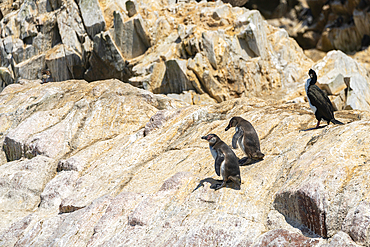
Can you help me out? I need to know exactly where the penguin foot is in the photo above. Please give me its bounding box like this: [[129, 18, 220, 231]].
[[214, 181, 226, 190]]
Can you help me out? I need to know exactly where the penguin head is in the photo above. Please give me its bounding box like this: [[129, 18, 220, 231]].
[[225, 117, 240, 131], [201, 133, 219, 145], [308, 69, 316, 79]]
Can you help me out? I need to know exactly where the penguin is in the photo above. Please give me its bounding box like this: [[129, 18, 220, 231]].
[[225, 117, 264, 165], [305, 69, 344, 128], [201, 134, 241, 190]]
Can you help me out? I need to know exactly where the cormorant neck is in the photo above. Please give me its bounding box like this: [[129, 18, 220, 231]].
[[310, 73, 317, 85]]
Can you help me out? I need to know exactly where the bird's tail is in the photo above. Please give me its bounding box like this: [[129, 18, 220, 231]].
[[331, 119, 344, 125]]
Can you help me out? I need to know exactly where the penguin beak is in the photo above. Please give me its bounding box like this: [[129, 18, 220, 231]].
[[201, 135, 207, 140], [225, 126, 230, 131]]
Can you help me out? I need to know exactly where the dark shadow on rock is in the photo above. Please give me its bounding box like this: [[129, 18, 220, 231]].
[[192, 177, 240, 192], [239, 157, 263, 166], [300, 125, 327, 132], [273, 190, 328, 239]]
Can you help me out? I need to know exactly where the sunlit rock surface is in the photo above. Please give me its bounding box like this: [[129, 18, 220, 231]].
[[1, 80, 370, 246]]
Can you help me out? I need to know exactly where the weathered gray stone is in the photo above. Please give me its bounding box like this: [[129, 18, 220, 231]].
[[35, 0, 53, 14], [78, 0, 106, 38], [222, 0, 249, 7], [16, 0, 38, 40], [13, 54, 45, 81], [187, 53, 228, 102], [0, 40, 10, 68], [342, 201, 370, 246], [32, 13, 60, 54], [125, 0, 137, 18], [3, 36, 23, 54], [57, 5, 85, 55], [0, 214, 36, 247], [274, 182, 328, 237], [85, 30, 132, 82], [157, 59, 195, 94], [329, 231, 362, 247], [45, 44, 84, 81], [45, 44, 71, 82], [48, 0, 63, 10], [331, 90, 346, 111], [202, 31, 218, 70], [112, 12, 150, 59], [235, 10, 269, 59], [12, 43, 36, 64], [167, 91, 193, 105], [0, 67, 14, 91], [0, 155, 56, 211], [39, 171, 79, 210], [318, 72, 346, 95], [3, 99, 74, 161]]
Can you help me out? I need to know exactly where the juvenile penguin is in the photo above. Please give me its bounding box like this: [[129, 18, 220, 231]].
[[225, 116, 264, 165], [305, 69, 344, 128], [201, 134, 241, 190]]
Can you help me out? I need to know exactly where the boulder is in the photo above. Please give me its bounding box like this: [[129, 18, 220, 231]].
[[318, 72, 346, 95], [57, 2, 86, 55], [16, 0, 38, 41], [13, 54, 46, 81], [157, 59, 195, 94], [32, 13, 61, 55], [112, 12, 151, 59], [0, 67, 14, 91], [45, 44, 71, 82], [0, 41, 10, 68], [85, 30, 132, 82], [0, 155, 56, 212], [77, 0, 106, 38], [342, 201, 370, 246], [45, 44, 84, 81], [313, 50, 370, 111], [329, 231, 362, 247]]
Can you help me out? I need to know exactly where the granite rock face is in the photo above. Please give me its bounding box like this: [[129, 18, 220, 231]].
[[1, 80, 370, 246]]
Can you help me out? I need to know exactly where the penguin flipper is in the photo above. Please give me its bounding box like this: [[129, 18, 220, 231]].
[[232, 128, 243, 149], [214, 151, 224, 176]]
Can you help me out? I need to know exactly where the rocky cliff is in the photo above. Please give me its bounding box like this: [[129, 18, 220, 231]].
[[1, 0, 370, 246], [0, 0, 312, 102], [249, 0, 370, 53]]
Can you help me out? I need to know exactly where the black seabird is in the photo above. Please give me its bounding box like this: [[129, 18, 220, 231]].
[[201, 134, 241, 190], [305, 69, 344, 128], [225, 117, 264, 165]]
